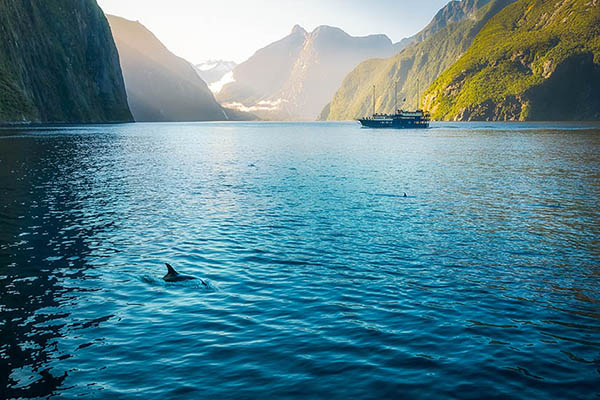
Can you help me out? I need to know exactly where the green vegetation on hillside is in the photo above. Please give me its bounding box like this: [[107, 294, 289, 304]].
[[424, 0, 600, 120], [321, 0, 510, 121], [0, 66, 36, 122]]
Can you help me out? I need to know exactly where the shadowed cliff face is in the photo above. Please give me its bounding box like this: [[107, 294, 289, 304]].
[[0, 0, 133, 123], [107, 15, 229, 122], [526, 53, 600, 121]]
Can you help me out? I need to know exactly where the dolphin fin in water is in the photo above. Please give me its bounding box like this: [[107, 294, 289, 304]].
[[163, 263, 207, 286], [166, 263, 177, 275]]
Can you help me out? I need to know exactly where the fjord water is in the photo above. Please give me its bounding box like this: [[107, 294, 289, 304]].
[[1, 122, 599, 399]]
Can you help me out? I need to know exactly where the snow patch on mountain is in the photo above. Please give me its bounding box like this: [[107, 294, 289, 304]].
[[194, 60, 237, 87], [209, 71, 236, 93]]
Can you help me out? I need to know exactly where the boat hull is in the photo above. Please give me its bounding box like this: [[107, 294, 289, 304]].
[[358, 118, 429, 129]]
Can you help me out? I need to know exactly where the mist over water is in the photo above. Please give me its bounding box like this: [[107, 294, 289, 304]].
[[1, 122, 599, 399]]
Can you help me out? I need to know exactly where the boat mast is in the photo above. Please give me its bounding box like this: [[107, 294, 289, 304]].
[[394, 81, 398, 114], [372, 85, 375, 116], [416, 79, 420, 110]]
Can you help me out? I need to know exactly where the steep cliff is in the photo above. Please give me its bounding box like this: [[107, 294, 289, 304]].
[[424, 0, 600, 121], [0, 0, 132, 123]]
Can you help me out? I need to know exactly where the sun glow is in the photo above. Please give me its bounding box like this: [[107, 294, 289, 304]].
[[96, 0, 448, 63]]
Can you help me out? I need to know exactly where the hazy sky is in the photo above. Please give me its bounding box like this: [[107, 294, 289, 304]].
[[97, 0, 449, 64]]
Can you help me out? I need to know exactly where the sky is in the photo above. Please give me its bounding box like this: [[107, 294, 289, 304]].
[[97, 0, 449, 64]]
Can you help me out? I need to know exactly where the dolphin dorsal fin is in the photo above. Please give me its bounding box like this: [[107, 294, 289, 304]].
[[165, 263, 177, 275]]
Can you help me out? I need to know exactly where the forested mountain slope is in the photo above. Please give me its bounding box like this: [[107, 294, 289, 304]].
[[424, 0, 600, 121]]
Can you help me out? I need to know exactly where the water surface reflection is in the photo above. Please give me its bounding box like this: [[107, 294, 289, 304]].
[[0, 122, 599, 399]]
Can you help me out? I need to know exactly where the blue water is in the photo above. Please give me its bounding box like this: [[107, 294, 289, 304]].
[[1, 121, 599, 399]]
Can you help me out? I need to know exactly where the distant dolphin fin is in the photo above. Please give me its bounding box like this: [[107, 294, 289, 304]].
[[165, 263, 177, 275]]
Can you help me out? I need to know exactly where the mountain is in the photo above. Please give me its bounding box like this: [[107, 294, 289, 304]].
[[424, 0, 600, 121], [320, 0, 510, 120], [194, 60, 237, 92], [402, 0, 496, 49], [107, 15, 230, 122], [217, 25, 399, 120], [0, 0, 132, 123], [216, 25, 308, 119]]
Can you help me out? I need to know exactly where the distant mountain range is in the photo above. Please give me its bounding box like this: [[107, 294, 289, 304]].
[[194, 60, 237, 93], [217, 25, 402, 120], [0, 0, 596, 124], [0, 0, 132, 123]]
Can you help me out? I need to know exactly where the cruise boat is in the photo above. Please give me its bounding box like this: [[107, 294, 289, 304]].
[[358, 83, 430, 129], [358, 110, 430, 129]]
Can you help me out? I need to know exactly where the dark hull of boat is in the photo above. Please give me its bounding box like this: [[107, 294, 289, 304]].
[[358, 118, 429, 129]]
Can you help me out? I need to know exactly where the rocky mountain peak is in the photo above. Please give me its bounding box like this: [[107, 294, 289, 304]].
[[291, 24, 308, 35]]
